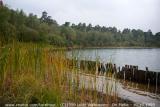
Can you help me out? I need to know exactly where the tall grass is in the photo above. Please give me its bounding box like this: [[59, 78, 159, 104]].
[[0, 41, 119, 106], [0, 42, 65, 105]]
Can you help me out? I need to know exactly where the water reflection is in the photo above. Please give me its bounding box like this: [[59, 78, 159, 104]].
[[68, 72, 160, 107]]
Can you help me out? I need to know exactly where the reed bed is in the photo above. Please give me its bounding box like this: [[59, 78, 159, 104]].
[[0, 41, 119, 106]]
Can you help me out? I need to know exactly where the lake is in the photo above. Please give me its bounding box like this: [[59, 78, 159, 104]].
[[67, 48, 160, 72]]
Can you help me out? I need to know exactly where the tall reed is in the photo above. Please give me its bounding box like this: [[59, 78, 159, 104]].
[[0, 41, 119, 106]]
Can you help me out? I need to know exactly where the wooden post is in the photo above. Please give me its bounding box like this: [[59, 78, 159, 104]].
[[145, 67, 148, 84], [118, 67, 120, 72], [155, 72, 158, 94], [146, 67, 148, 71]]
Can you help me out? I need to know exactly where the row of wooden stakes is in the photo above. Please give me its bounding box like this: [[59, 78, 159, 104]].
[[67, 59, 160, 86]]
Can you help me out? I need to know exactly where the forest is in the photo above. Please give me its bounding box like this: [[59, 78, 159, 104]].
[[0, 5, 160, 47]]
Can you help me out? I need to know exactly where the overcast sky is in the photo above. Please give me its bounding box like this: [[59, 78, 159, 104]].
[[4, 0, 160, 33]]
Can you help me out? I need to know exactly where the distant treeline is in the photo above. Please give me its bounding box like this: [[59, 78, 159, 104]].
[[0, 6, 160, 47]]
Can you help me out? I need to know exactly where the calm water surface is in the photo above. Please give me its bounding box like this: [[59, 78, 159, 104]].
[[68, 48, 160, 72]]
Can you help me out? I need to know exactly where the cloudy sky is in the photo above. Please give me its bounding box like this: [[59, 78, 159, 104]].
[[4, 0, 160, 33]]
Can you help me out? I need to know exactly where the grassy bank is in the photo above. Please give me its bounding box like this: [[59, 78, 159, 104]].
[[0, 41, 131, 106]]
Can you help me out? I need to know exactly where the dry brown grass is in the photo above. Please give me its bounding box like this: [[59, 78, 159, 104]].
[[0, 41, 119, 106]]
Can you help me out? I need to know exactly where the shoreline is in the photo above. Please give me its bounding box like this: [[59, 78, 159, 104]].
[[51, 46, 160, 51], [69, 46, 160, 49]]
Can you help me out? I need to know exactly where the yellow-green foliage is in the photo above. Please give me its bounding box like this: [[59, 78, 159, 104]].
[[0, 41, 118, 105], [0, 42, 66, 105]]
